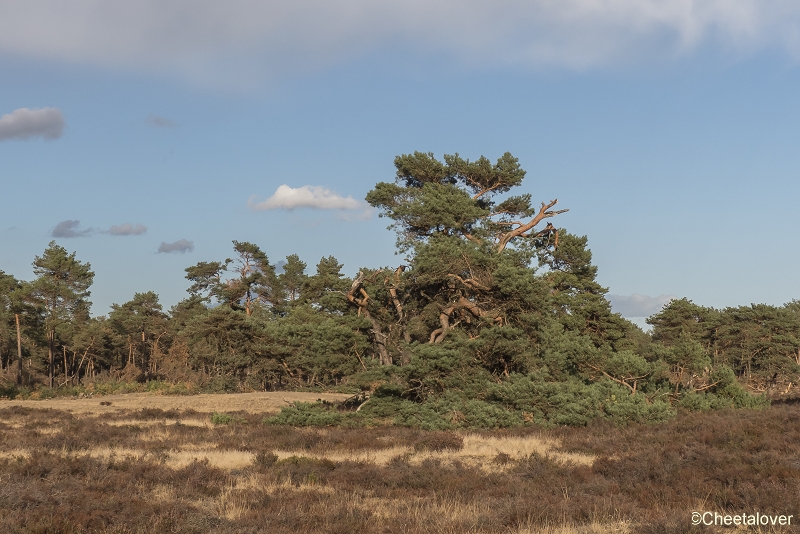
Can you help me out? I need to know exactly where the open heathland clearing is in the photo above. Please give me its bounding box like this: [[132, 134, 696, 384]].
[[1, 397, 798, 533], [0, 391, 351, 416]]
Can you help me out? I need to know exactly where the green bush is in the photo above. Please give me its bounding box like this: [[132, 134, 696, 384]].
[[264, 402, 371, 427], [210, 412, 246, 425]]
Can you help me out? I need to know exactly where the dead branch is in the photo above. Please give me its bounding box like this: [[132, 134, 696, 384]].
[[585, 362, 649, 395], [496, 200, 568, 252]]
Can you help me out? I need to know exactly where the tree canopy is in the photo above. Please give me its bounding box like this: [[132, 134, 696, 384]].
[[0, 152, 786, 427]]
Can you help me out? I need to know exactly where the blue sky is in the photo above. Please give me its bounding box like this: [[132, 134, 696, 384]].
[[2, 1, 800, 321]]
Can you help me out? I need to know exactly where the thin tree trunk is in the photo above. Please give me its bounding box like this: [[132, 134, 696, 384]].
[[15, 314, 22, 386], [63, 346, 68, 385], [48, 330, 54, 389]]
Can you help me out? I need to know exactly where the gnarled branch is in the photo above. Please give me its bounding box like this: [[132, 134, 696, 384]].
[[496, 199, 568, 252]]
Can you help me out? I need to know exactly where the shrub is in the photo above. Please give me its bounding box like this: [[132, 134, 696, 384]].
[[253, 451, 279, 470], [413, 431, 464, 452], [210, 412, 246, 425], [264, 402, 371, 427]]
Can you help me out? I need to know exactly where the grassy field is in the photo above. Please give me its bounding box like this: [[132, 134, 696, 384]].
[[0, 394, 798, 533]]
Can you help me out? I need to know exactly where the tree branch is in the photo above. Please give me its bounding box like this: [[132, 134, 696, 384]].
[[496, 199, 568, 252]]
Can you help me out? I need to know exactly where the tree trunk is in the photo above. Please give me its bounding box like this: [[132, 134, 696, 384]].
[[362, 308, 392, 366], [63, 346, 68, 385], [48, 329, 54, 389], [15, 314, 22, 386], [346, 270, 393, 365]]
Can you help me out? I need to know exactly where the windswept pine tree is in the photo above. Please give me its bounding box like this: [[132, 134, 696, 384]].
[[27, 242, 94, 388]]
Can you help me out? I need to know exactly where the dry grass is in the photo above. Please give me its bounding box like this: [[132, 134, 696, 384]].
[[0, 390, 351, 415], [0, 402, 798, 533], [268, 434, 595, 471], [105, 418, 210, 427]]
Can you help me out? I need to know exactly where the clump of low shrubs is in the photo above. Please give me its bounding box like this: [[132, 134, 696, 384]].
[[413, 431, 464, 452], [264, 401, 373, 427], [210, 412, 247, 425], [252, 451, 279, 470]]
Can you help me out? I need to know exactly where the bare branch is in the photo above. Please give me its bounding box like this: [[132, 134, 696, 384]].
[[496, 199, 568, 252]]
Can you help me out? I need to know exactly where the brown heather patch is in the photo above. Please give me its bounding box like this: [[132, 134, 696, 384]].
[[0, 402, 798, 533]]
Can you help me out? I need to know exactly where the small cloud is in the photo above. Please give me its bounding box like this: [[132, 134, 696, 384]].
[[52, 220, 92, 238], [108, 223, 147, 236], [0, 107, 65, 141], [157, 239, 194, 254], [608, 294, 676, 318], [248, 185, 362, 211], [146, 115, 176, 129]]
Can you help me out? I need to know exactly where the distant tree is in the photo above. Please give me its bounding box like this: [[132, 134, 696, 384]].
[[185, 241, 279, 316], [68, 317, 117, 381], [278, 254, 307, 309], [648, 298, 717, 348], [711, 304, 800, 389], [0, 271, 25, 384], [109, 291, 169, 377], [536, 231, 631, 348], [27, 242, 94, 388], [181, 307, 268, 387], [302, 256, 351, 313]]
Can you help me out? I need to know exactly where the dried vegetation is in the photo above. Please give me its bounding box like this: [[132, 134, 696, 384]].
[[0, 402, 799, 533]]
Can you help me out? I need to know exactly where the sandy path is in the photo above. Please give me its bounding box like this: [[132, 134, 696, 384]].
[[0, 391, 352, 415]]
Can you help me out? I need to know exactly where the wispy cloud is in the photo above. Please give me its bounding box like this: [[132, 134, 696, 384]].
[[248, 185, 362, 211], [52, 220, 92, 238], [108, 223, 147, 236], [146, 115, 176, 128], [1, 2, 798, 88], [608, 293, 676, 318], [0, 107, 64, 141], [157, 239, 194, 253]]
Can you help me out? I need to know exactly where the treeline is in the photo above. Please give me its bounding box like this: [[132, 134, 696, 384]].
[[2, 151, 798, 426]]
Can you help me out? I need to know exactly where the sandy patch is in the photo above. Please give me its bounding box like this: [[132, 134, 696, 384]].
[[0, 391, 351, 415]]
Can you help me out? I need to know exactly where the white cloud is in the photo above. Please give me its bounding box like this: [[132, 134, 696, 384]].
[[108, 223, 147, 236], [608, 293, 676, 318], [0, 2, 798, 87], [248, 185, 362, 211], [157, 239, 194, 253], [51, 220, 92, 238], [0, 107, 64, 141]]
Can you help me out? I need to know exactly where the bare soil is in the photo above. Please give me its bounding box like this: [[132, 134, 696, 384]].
[[0, 391, 351, 415]]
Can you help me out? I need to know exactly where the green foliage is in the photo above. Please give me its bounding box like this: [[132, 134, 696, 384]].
[[210, 412, 247, 425], [265, 305, 372, 387], [404, 342, 494, 400], [489, 374, 674, 426], [0, 150, 781, 429], [264, 402, 372, 427], [185, 241, 279, 316]]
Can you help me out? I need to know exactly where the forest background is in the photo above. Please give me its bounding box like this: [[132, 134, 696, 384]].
[[2, 152, 796, 428]]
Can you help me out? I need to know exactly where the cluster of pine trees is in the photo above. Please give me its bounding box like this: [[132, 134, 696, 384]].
[[1, 152, 798, 426]]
